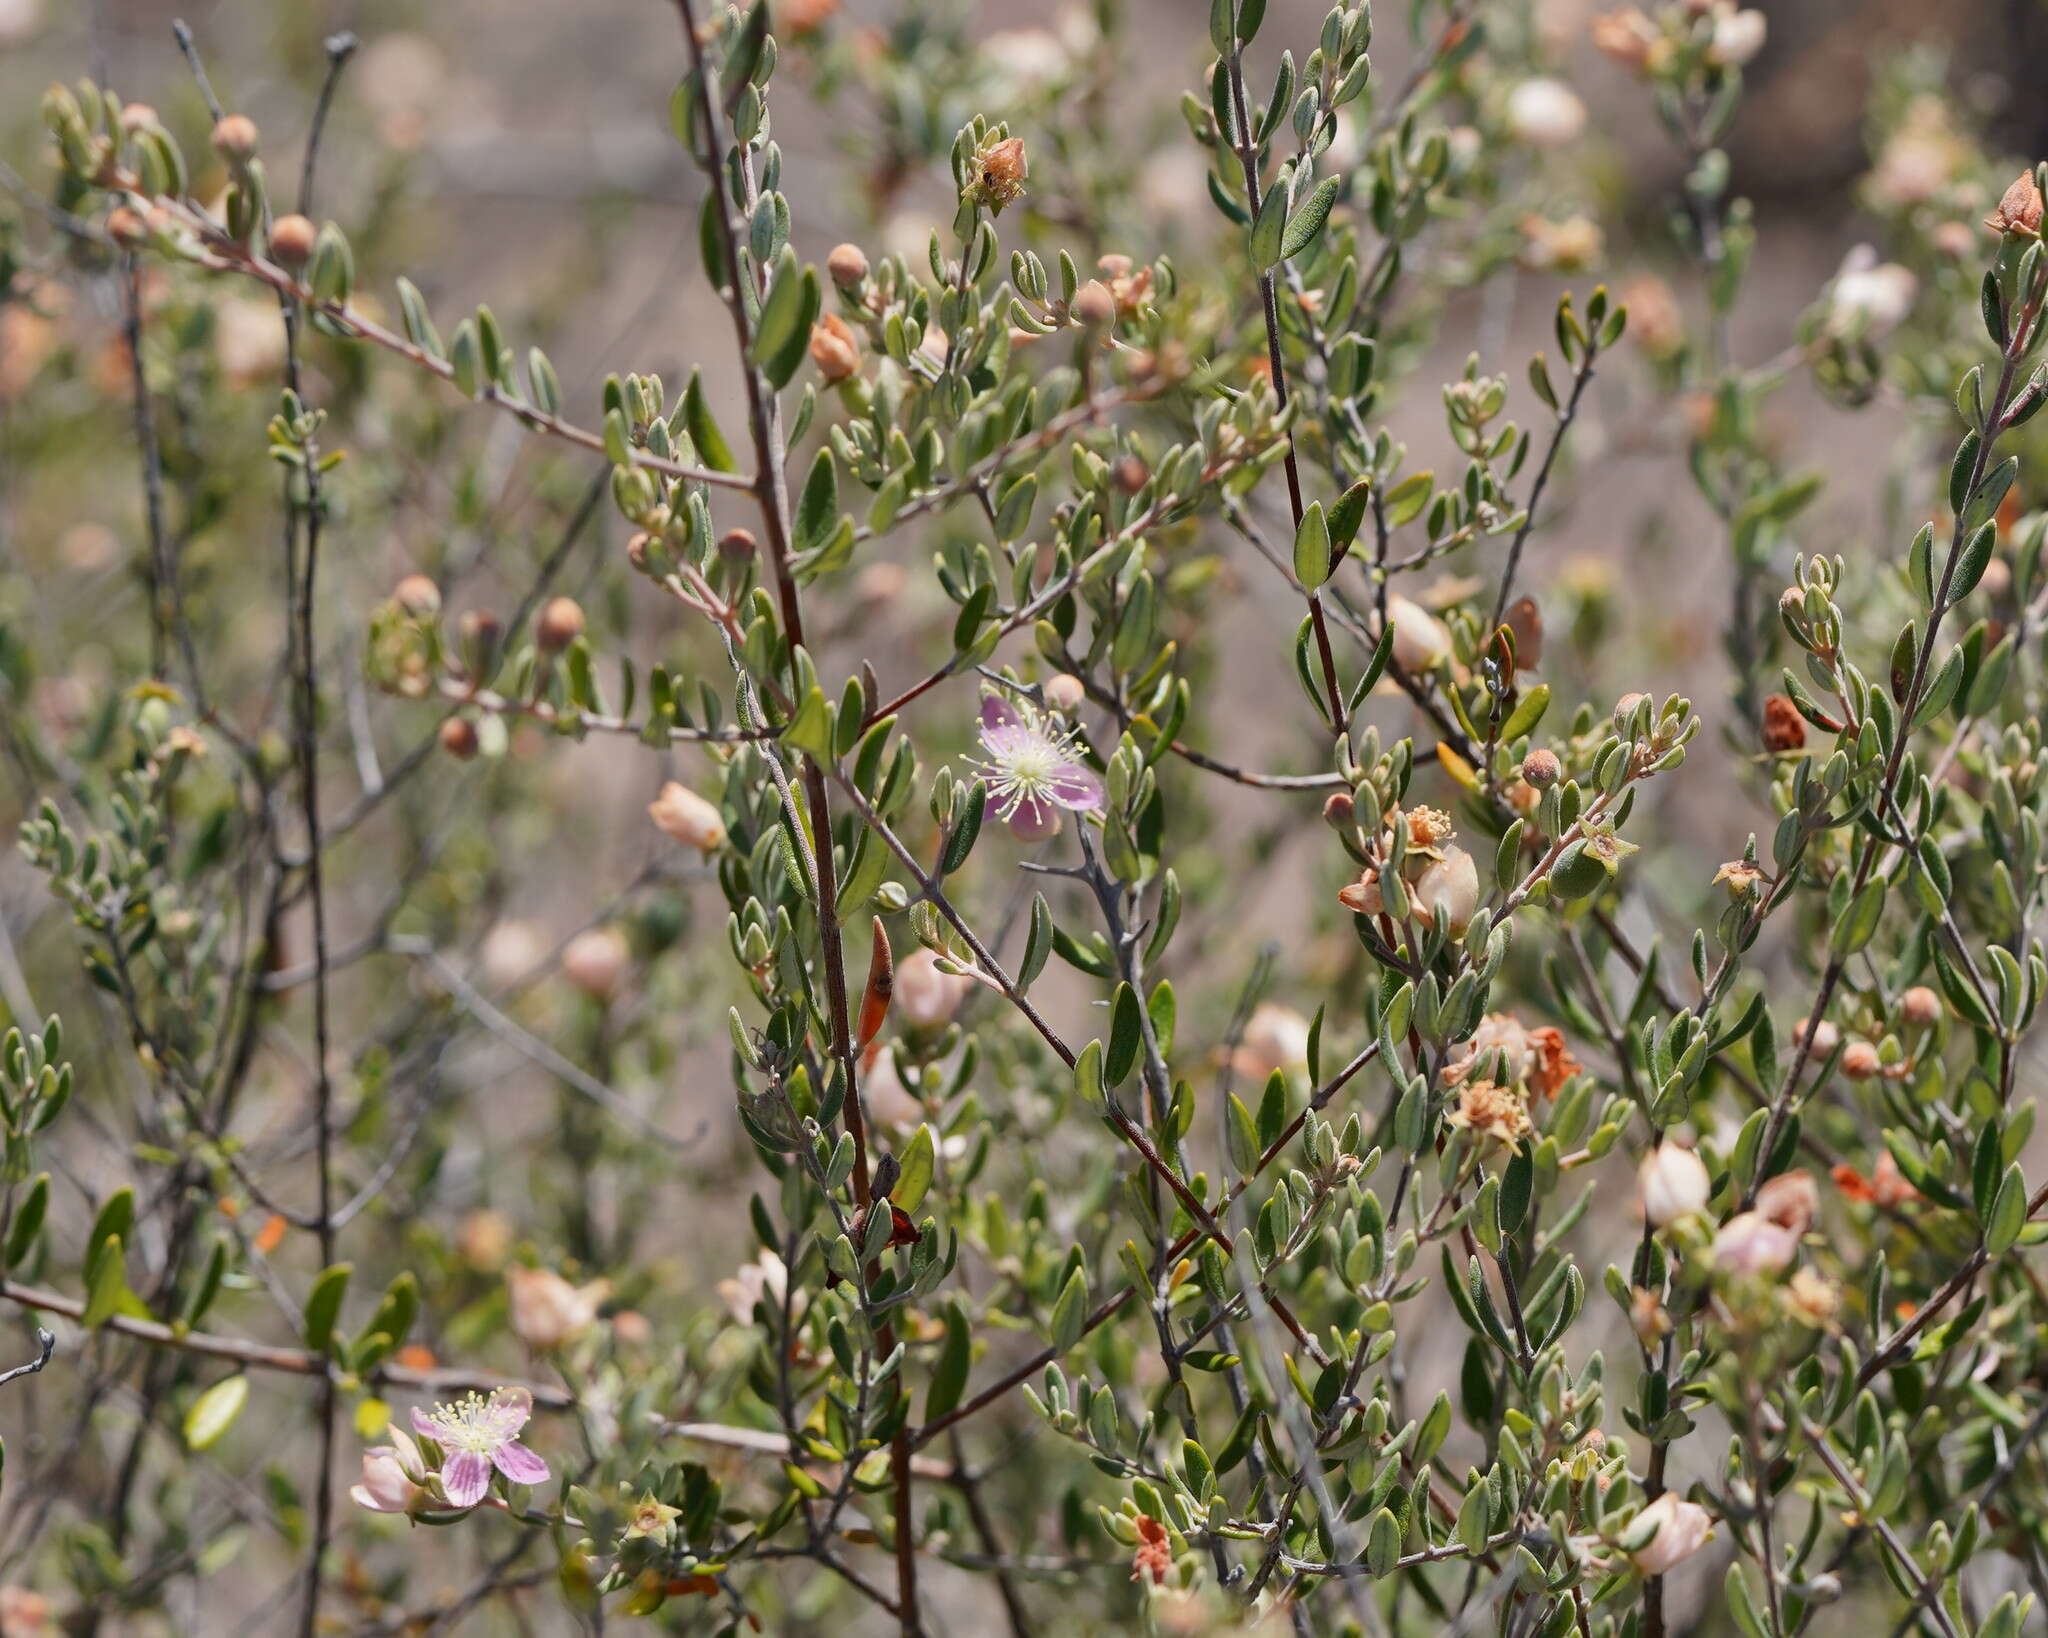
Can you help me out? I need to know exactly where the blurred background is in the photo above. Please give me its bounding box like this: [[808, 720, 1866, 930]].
[[1, 0, 2045, 1632]]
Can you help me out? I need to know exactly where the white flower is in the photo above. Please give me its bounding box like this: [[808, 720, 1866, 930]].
[[1706, 7, 1766, 67], [1827, 246, 1917, 339], [1505, 79, 1586, 147]]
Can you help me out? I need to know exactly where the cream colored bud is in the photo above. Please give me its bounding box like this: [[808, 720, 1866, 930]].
[[648, 782, 726, 852], [561, 926, 630, 1000], [1709, 1210, 1798, 1276], [1385, 596, 1452, 672], [211, 114, 259, 163], [535, 596, 585, 654], [894, 948, 975, 1029], [1839, 1040, 1881, 1081], [393, 574, 440, 617], [269, 213, 317, 267], [1900, 986, 1941, 1027], [1706, 8, 1766, 65], [1755, 1169, 1819, 1236], [1044, 673, 1086, 713], [1505, 78, 1586, 147], [1072, 280, 1116, 328], [1413, 846, 1480, 933], [1629, 1494, 1714, 1576], [506, 1265, 609, 1351], [826, 242, 869, 287], [1638, 1142, 1711, 1227]]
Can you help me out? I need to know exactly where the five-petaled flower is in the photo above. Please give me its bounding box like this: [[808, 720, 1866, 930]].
[[974, 690, 1104, 841], [411, 1387, 550, 1508]]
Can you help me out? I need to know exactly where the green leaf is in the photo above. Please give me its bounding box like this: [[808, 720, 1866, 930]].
[[1281, 176, 1340, 260], [893, 1125, 936, 1216], [926, 1302, 971, 1422], [794, 448, 839, 556], [184, 1375, 249, 1451], [303, 1263, 353, 1355], [1250, 181, 1288, 270], [1985, 1163, 2026, 1256], [1293, 501, 1332, 589], [1048, 1266, 1089, 1352], [1105, 984, 1143, 1087]]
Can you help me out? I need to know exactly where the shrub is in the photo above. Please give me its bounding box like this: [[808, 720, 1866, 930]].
[[4, 1, 2047, 1633]]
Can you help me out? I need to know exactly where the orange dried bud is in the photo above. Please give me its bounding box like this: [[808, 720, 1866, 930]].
[[857, 918, 895, 1049], [439, 717, 479, 760], [1761, 693, 1806, 752], [254, 1213, 288, 1254], [1985, 171, 2044, 236], [269, 213, 318, 267], [1131, 1515, 1173, 1586], [808, 313, 861, 382]]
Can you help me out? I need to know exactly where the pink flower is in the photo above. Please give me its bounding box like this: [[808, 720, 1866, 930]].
[[973, 691, 1104, 841], [410, 1387, 549, 1508], [350, 1428, 430, 1515]]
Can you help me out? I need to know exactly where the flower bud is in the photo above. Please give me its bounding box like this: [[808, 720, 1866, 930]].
[[1706, 8, 1766, 65], [506, 1265, 609, 1351], [391, 574, 440, 618], [1638, 1142, 1711, 1227], [1839, 1040, 1880, 1081], [1520, 748, 1561, 788], [438, 717, 479, 760], [210, 114, 259, 164], [826, 242, 869, 287], [1628, 1494, 1714, 1576], [1985, 171, 2044, 237], [1709, 1210, 1797, 1276], [895, 948, 975, 1028], [1233, 1003, 1311, 1080], [1900, 986, 1941, 1027], [1043, 673, 1086, 713], [1322, 790, 1356, 829], [269, 212, 318, 267], [648, 781, 726, 852], [561, 926, 629, 1000], [1385, 595, 1452, 672], [1504, 78, 1586, 147], [1112, 454, 1150, 494], [535, 596, 585, 654], [106, 206, 148, 248], [1792, 1019, 1837, 1058], [809, 313, 861, 382], [1755, 1169, 1818, 1235], [350, 1438, 429, 1515], [456, 608, 502, 680], [718, 526, 758, 563], [1413, 846, 1479, 933], [1072, 279, 1116, 328]]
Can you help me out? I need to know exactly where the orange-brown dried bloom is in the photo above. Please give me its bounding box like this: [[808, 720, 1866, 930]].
[[1447, 1079, 1533, 1145], [809, 313, 861, 383], [1131, 1515, 1172, 1586], [1526, 1026, 1580, 1098], [1985, 171, 2044, 237], [1761, 693, 1806, 753], [968, 136, 1029, 213]]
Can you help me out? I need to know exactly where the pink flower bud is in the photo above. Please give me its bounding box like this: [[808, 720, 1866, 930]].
[[649, 782, 726, 852], [560, 927, 629, 1000], [1637, 1142, 1711, 1227], [1385, 595, 1452, 672], [1709, 1210, 1798, 1276], [506, 1266, 609, 1351], [1628, 1493, 1714, 1576], [894, 949, 975, 1029], [1413, 846, 1479, 933]]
